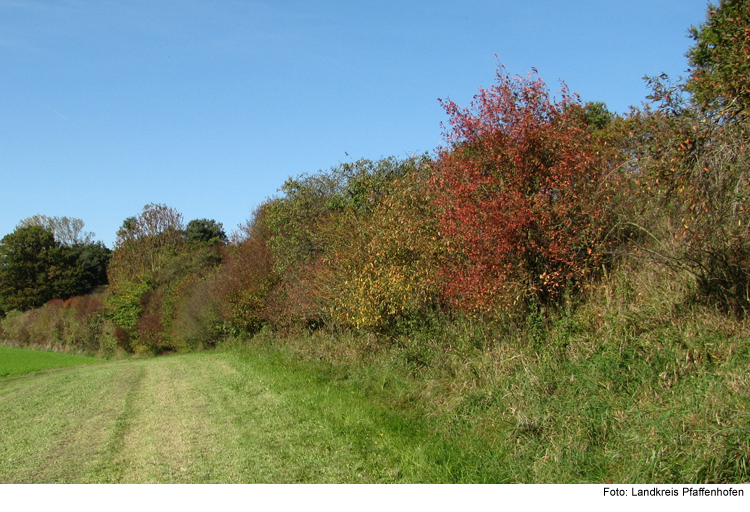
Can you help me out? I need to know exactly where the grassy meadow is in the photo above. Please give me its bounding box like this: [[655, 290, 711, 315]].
[[0, 346, 102, 378], [0, 348, 453, 483]]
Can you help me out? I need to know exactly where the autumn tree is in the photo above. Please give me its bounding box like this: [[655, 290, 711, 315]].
[[261, 157, 431, 329], [106, 204, 185, 347], [109, 203, 185, 283], [261, 161, 374, 326], [17, 215, 95, 246], [214, 203, 276, 334], [687, 0, 750, 118], [611, 68, 750, 316], [322, 155, 445, 331], [431, 68, 612, 315], [595, 1, 750, 316]]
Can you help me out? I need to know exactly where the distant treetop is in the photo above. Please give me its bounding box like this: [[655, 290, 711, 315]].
[[185, 218, 227, 246], [17, 215, 94, 246]]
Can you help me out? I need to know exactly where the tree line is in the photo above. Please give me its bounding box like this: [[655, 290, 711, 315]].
[[2, 1, 749, 354]]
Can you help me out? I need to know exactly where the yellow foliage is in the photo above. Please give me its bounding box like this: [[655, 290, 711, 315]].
[[322, 169, 445, 330]]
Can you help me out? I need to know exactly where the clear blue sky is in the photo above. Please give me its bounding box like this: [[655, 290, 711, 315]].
[[1, 0, 710, 247]]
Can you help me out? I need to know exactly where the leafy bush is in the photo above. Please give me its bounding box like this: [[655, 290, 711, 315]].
[[171, 277, 223, 350], [431, 68, 613, 316], [0, 310, 30, 346], [107, 204, 228, 353], [255, 156, 443, 332], [106, 280, 150, 333], [323, 156, 445, 331], [0, 292, 112, 355], [261, 167, 351, 326], [610, 73, 750, 316], [687, 0, 750, 118], [214, 204, 277, 334]]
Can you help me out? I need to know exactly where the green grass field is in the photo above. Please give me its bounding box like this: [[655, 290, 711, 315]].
[[0, 347, 451, 483], [0, 346, 102, 377]]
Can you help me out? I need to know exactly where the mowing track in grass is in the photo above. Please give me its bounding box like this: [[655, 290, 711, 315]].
[[0, 348, 444, 483]]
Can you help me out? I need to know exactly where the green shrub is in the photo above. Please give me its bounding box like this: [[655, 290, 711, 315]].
[[214, 206, 276, 335], [171, 277, 224, 350], [106, 280, 150, 333]]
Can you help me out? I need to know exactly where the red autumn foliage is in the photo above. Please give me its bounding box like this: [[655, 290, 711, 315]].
[[62, 294, 104, 322], [214, 203, 277, 333], [432, 68, 611, 314]]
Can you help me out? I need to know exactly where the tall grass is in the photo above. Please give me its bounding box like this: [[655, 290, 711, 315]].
[[236, 260, 750, 483]]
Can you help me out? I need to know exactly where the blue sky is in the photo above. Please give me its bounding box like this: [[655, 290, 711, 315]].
[[1, 0, 710, 247]]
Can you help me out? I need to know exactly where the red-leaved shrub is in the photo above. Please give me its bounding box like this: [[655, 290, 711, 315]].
[[432, 68, 612, 314]]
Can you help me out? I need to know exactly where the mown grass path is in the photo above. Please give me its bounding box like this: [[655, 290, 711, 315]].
[[0, 349, 439, 483]]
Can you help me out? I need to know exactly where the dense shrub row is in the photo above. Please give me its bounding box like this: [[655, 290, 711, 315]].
[[4, 79, 750, 353], [0, 293, 119, 355], [4, 1, 750, 354]]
